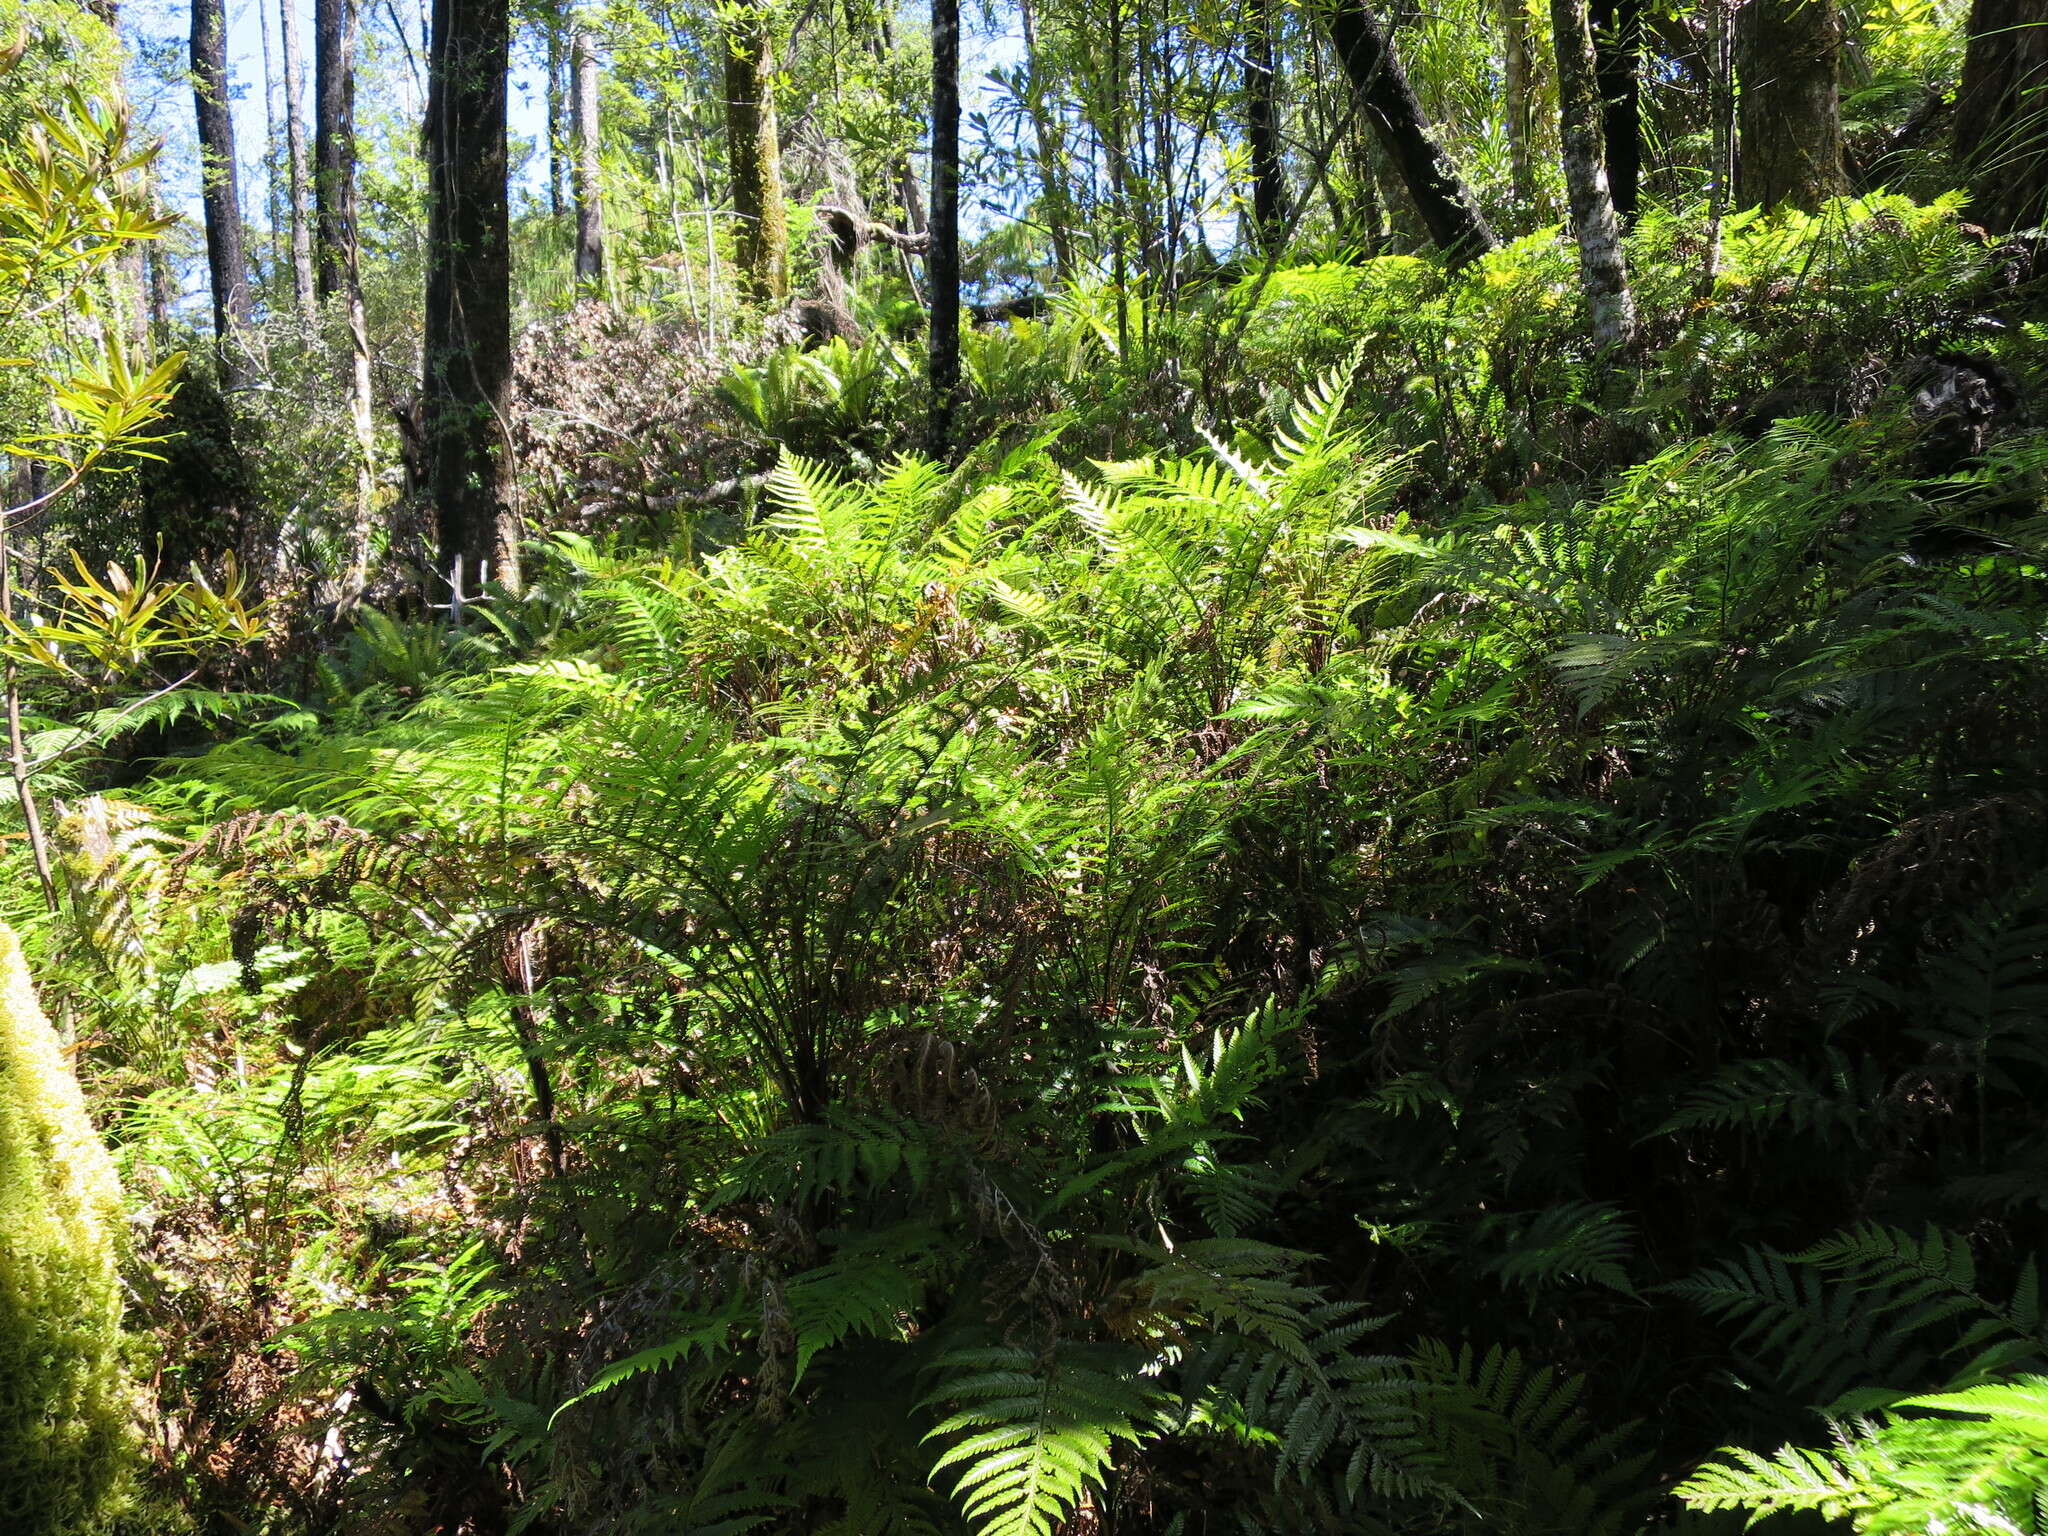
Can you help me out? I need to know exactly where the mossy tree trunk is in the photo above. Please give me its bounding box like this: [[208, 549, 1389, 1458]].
[[1552, 0, 1636, 348], [1955, 0, 2048, 233], [724, 1, 789, 304], [1736, 0, 1846, 211], [0, 924, 136, 1536]]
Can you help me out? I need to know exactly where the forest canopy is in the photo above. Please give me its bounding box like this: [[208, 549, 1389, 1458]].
[[5, 0, 2048, 1530]]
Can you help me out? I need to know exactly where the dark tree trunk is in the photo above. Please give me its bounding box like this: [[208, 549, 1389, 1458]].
[[928, 0, 961, 456], [1589, 0, 1640, 220], [1322, 0, 1498, 262], [423, 0, 517, 595], [314, 0, 360, 298], [1246, 0, 1285, 255], [1736, 0, 1846, 211], [1955, 0, 2048, 233], [571, 21, 603, 285], [724, 2, 789, 302], [191, 0, 251, 378], [1552, 0, 1635, 347]]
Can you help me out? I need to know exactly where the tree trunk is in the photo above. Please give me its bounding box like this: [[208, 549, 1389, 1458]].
[[191, 0, 252, 380], [280, 0, 318, 317], [1018, 0, 1077, 279], [928, 0, 962, 456], [1589, 0, 1640, 220], [315, 0, 360, 299], [145, 220, 175, 346], [257, 0, 286, 281], [1551, 0, 1635, 347], [546, 15, 566, 217], [571, 22, 603, 285], [1736, 0, 1846, 211], [423, 0, 517, 595], [724, 2, 789, 303], [311, 0, 378, 595], [1500, 0, 1538, 216], [1245, 0, 1285, 255], [1322, 0, 1498, 262], [1955, 0, 2048, 233]]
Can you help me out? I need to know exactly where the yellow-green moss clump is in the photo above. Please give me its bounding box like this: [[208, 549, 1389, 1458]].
[[0, 920, 136, 1534]]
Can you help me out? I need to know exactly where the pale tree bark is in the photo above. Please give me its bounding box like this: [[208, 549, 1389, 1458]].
[[928, 0, 962, 455], [1955, 0, 2048, 233], [1551, 0, 1635, 347], [315, 0, 378, 597], [279, 0, 317, 319], [424, 0, 518, 594], [1736, 0, 1846, 211], [571, 19, 603, 285], [1500, 0, 1539, 215], [191, 0, 252, 381], [1322, 0, 1498, 263], [257, 0, 286, 272], [724, 1, 790, 302]]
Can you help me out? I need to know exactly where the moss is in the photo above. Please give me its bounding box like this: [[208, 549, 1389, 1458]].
[[0, 921, 138, 1534]]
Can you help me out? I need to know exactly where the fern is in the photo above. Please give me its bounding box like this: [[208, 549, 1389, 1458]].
[[1679, 1375, 2048, 1533], [1484, 1201, 1639, 1299], [922, 1342, 1162, 1536]]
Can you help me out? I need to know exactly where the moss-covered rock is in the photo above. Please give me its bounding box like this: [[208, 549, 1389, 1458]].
[[0, 921, 137, 1534]]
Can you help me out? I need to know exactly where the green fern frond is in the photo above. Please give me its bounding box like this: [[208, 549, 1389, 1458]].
[[922, 1342, 1161, 1536], [1485, 1201, 1639, 1298]]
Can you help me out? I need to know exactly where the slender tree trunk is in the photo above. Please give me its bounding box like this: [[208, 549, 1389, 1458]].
[[1589, 0, 1640, 220], [100, 2, 151, 349], [546, 15, 566, 218], [1322, 0, 1498, 262], [315, 0, 360, 299], [191, 0, 252, 380], [257, 0, 287, 279], [146, 218, 175, 345], [1246, 0, 1285, 255], [1106, 0, 1132, 352], [1702, 0, 1735, 290], [1955, 0, 2048, 233], [280, 0, 318, 318], [724, 2, 789, 303], [340, 278, 377, 600], [315, 0, 379, 597], [1500, 0, 1538, 216], [0, 507, 56, 914], [1551, 0, 1635, 347], [423, 0, 517, 595], [1018, 0, 1077, 279], [571, 21, 603, 285], [1736, 0, 1846, 211], [928, 0, 962, 456]]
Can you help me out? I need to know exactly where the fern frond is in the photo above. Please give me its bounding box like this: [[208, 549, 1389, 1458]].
[[922, 1342, 1161, 1536]]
